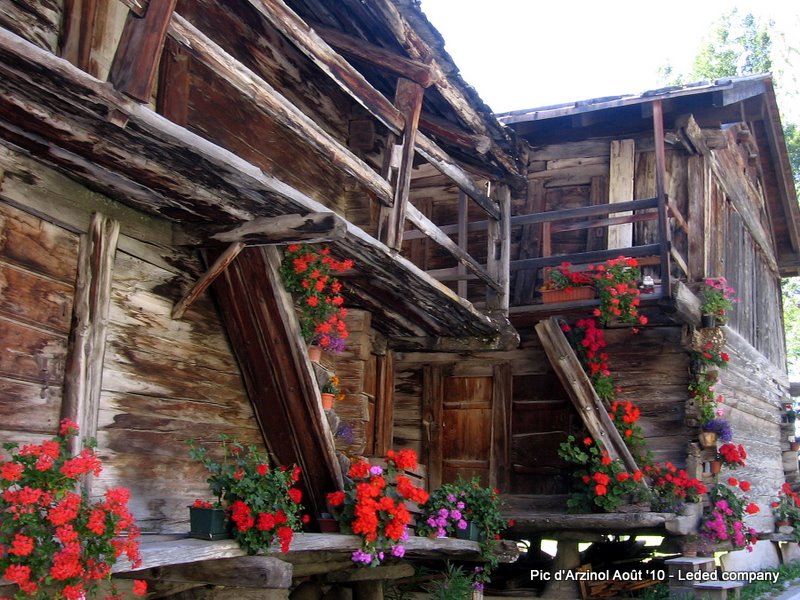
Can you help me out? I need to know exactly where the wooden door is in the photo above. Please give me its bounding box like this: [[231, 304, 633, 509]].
[[441, 375, 493, 486]]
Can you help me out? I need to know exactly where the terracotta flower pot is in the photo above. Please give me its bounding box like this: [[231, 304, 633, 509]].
[[321, 392, 335, 410], [710, 460, 722, 475], [791, 441, 800, 451], [540, 286, 595, 304], [308, 345, 322, 363]]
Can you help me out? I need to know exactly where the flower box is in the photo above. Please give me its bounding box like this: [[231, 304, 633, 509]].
[[189, 506, 231, 540], [540, 286, 595, 304]]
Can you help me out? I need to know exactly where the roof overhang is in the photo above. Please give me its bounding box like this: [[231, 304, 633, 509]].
[[0, 28, 518, 349]]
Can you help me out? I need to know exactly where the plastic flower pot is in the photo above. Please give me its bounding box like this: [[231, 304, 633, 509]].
[[455, 521, 482, 542], [189, 506, 231, 540], [701, 314, 717, 328]]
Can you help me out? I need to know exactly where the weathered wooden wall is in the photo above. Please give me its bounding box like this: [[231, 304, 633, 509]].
[[715, 328, 788, 531], [0, 144, 263, 532], [0, 201, 77, 445], [394, 324, 692, 495], [0, 0, 63, 53]]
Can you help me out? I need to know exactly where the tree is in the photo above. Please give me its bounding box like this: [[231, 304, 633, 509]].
[[661, 8, 800, 378], [660, 9, 773, 83]]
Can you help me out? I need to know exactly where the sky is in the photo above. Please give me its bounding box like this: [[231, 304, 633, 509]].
[[418, 0, 800, 121]]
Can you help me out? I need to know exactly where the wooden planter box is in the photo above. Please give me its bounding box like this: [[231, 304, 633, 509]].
[[540, 286, 595, 304]]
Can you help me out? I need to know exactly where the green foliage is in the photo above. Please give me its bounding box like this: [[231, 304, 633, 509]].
[[661, 9, 773, 84], [187, 434, 305, 555], [423, 563, 475, 600], [784, 277, 800, 378]]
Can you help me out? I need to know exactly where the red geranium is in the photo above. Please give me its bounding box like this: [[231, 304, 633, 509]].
[[0, 419, 146, 599]]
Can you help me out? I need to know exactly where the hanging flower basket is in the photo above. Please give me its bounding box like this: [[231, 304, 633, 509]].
[[699, 431, 718, 449]]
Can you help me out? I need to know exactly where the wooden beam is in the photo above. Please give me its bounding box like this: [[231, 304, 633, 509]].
[[156, 36, 190, 125], [511, 243, 662, 272], [175, 212, 349, 247], [653, 101, 671, 284], [415, 134, 500, 220], [491, 363, 512, 492], [457, 191, 468, 298], [112, 533, 500, 573], [61, 0, 98, 71], [486, 184, 510, 312], [423, 365, 444, 490], [383, 78, 425, 249], [242, 0, 404, 134], [61, 213, 120, 458], [166, 13, 394, 207], [110, 0, 178, 101], [373, 352, 395, 457], [210, 246, 343, 519], [512, 179, 544, 305], [127, 557, 292, 588], [313, 26, 437, 88], [172, 242, 244, 319], [535, 318, 642, 477], [327, 564, 414, 583], [607, 139, 634, 249], [405, 203, 501, 292], [420, 113, 492, 156]]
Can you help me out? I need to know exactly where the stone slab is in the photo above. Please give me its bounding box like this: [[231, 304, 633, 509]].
[[720, 540, 780, 572]]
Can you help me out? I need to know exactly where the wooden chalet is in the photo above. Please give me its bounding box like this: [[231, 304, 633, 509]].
[[1, 0, 800, 596]]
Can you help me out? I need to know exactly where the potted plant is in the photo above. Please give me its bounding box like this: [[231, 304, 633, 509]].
[[416, 480, 471, 539], [540, 263, 596, 304], [321, 374, 340, 411], [279, 243, 352, 356], [716, 442, 747, 469], [0, 419, 147, 599], [700, 481, 759, 552], [188, 498, 230, 540], [327, 449, 429, 567], [699, 278, 737, 327], [772, 484, 800, 527], [188, 434, 308, 554], [785, 404, 797, 424], [701, 418, 733, 447]]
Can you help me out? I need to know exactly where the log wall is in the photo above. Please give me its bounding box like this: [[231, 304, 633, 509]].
[[0, 144, 262, 532], [0, 200, 77, 444], [715, 327, 788, 531]]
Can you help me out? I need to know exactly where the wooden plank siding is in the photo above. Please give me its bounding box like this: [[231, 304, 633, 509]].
[[0, 201, 78, 440], [98, 249, 260, 532]]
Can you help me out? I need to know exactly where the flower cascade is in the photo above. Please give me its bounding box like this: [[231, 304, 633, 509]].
[[557, 435, 647, 512], [700, 481, 759, 552], [188, 434, 306, 554], [700, 278, 738, 320], [0, 419, 146, 600], [327, 450, 428, 567], [279, 244, 353, 352], [549, 257, 647, 327]]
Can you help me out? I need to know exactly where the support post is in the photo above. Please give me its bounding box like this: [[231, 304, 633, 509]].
[[486, 184, 510, 312], [61, 213, 120, 457]]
